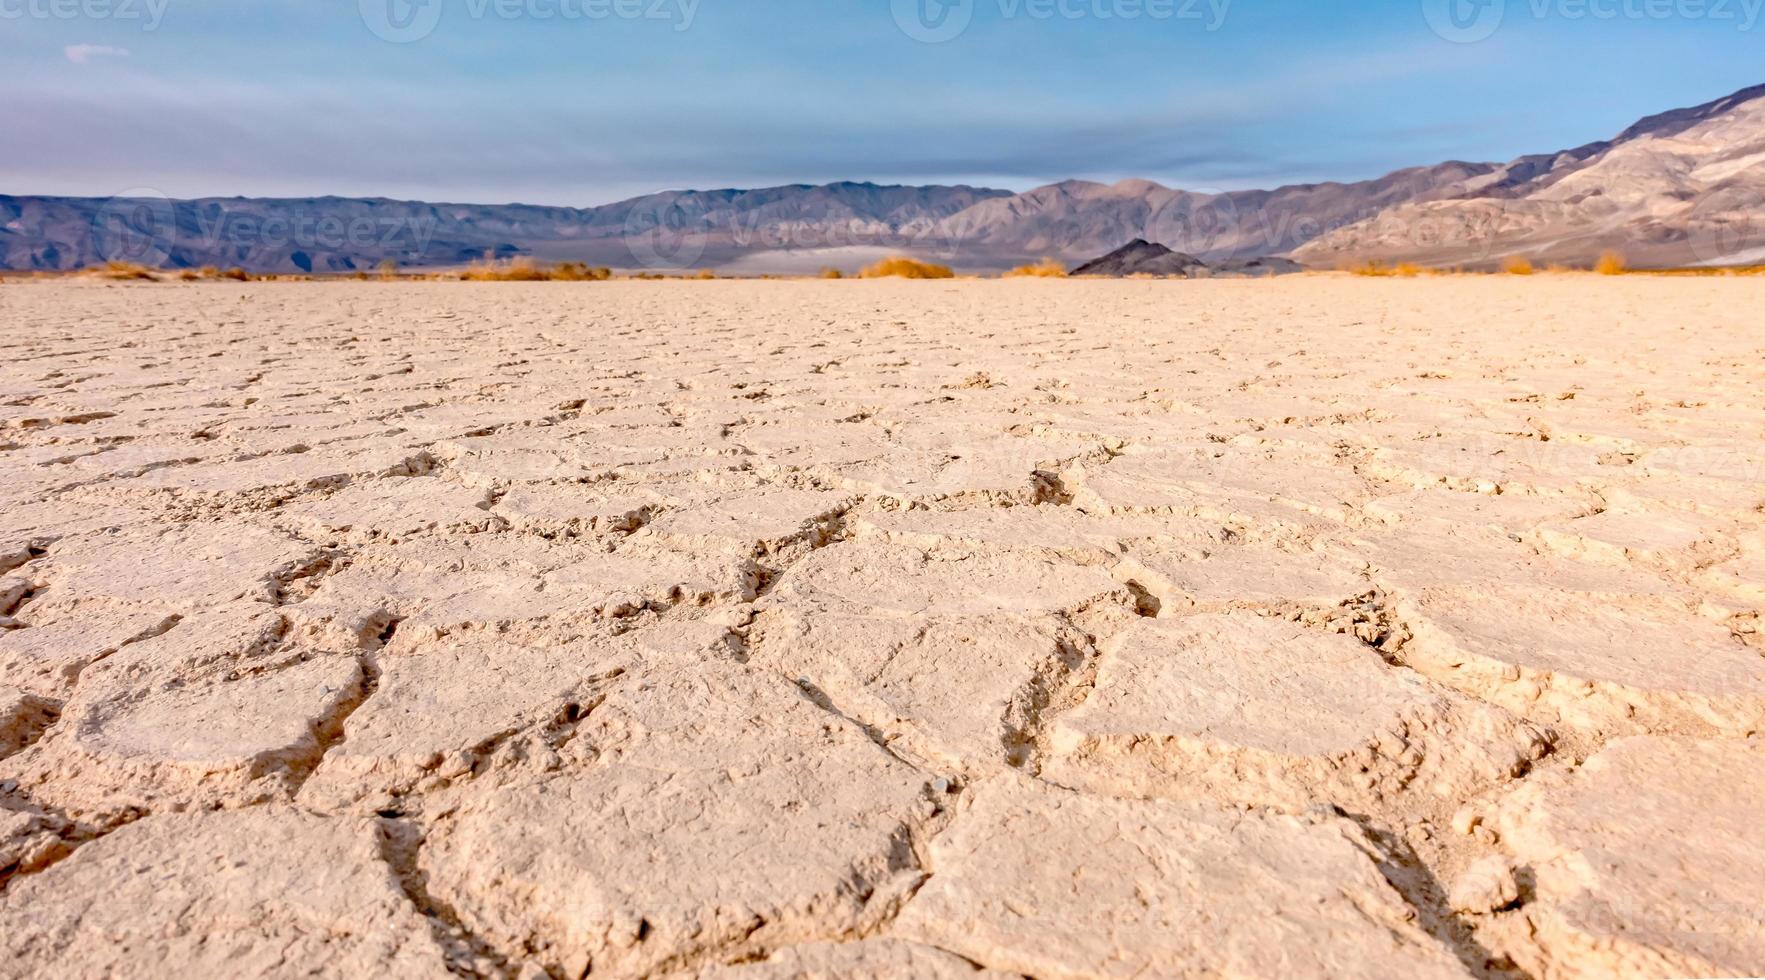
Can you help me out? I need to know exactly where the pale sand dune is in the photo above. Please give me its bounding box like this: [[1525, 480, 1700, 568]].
[[0, 278, 1762, 979]]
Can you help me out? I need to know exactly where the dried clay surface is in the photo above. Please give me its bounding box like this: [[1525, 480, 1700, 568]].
[[0, 278, 1762, 979]]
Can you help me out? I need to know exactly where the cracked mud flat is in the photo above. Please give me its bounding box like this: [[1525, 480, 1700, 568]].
[[0, 277, 1762, 979]]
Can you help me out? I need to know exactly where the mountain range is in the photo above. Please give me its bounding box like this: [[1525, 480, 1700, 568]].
[[1294, 82, 1765, 269], [4, 83, 1762, 274]]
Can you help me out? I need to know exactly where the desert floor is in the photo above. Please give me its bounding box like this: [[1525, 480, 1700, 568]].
[[0, 278, 1761, 979]]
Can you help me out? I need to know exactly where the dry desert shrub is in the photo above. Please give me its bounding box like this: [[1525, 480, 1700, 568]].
[[859, 256, 955, 279], [550, 262, 613, 281], [461, 254, 611, 282], [1595, 250, 1628, 275], [1347, 261, 1423, 277], [378, 259, 400, 281], [1502, 256, 1536, 276], [90, 261, 159, 281], [818, 267, 845, 279], [461, 256, 549, 281], [1005, 258, 1068, 278], [1638, 264, 1765, 277], [694, 269, 718, 280]]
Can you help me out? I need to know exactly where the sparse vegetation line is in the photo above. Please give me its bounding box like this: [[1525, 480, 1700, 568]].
[[1005, 258, 1069, 278], [858, 256, 955, 279]]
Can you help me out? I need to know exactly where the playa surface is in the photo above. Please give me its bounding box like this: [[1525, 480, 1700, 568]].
[[1, 278, 1762, 979]]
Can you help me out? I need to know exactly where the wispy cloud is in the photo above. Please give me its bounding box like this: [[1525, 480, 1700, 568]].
[[64, 44, 130, 65]]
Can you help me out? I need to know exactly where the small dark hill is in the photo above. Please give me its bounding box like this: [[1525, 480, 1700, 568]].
[[1069, 239, 1208, 277], [1207, 256, 1303, 277]]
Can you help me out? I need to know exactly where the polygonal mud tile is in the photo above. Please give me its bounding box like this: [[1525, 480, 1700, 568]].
[[9, 654, 362, 817], [1398, 585, 1765, 734], [850, 506, 1221, 565], [1488, 737, 1765, 980], [298, 632, 632, 811], [1114, 542, 1371, 614], [279, 477, 502, 542], [422, 662, 936, 979], [894, 776, 1474, 979], [0, 807, 454, 977], [0, 608, 183, 697], [492, 484, 666, 537], [764, 541, 1129, 619], [751, 608, 1095, 774], [1045, 613, 1549, 809], [639, 487, 856, 557], [1069, 446, 1369, 525], [30, 521, 320, 615]]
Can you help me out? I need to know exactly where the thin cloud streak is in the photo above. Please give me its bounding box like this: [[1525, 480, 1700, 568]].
[[63, 44, 131, 64]]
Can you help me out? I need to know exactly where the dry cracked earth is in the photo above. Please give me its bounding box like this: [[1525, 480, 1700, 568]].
[[0, 278, 1762, 980]]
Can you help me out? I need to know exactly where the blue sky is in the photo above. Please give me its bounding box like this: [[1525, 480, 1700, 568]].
[[3, 0, 1761, 205]]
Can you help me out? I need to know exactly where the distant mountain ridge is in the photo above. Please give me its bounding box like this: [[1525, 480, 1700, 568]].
[[0, 183, 1013, 275], [5, 83, 1763, 273], [0, 164, 1491, 274], [1295, 83, 1765, 268], [933, 162, 1496, 265]]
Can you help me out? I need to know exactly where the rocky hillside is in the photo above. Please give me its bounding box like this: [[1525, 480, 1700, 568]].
[[933, 163, 1497, 266], [1294, 84, 1765, 269]]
